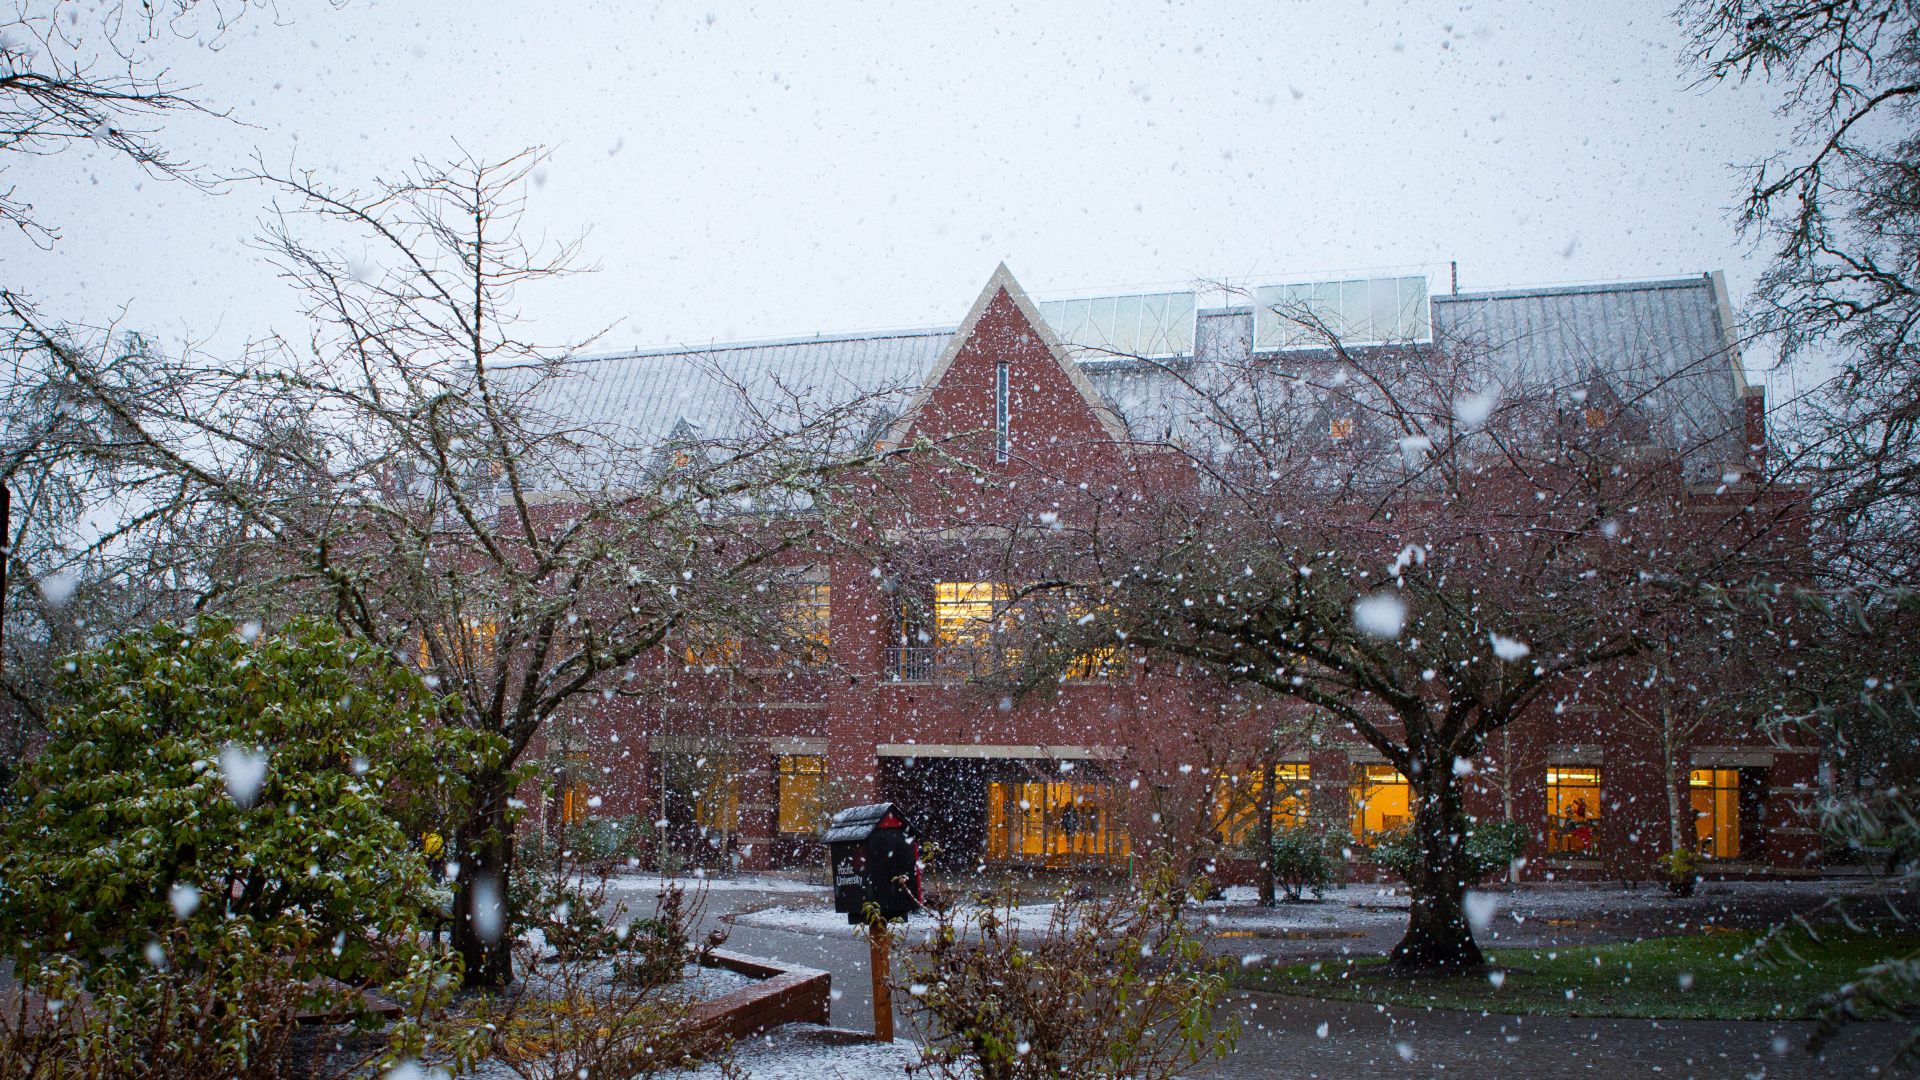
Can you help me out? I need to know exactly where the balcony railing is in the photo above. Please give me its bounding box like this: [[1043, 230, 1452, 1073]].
[[885, 645, 1118, 683]]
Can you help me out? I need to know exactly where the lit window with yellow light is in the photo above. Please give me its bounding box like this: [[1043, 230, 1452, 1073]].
[[1058, 592, 1119, 680], [1689, 768, 1741, 859], [681, 623, 742, 667], [777, 755, 826, 834], [985, 780, 1130, 867], [1350, 764, 1410, 843], [419, 617, 498, 670], [782, 582, 831, 665], [557, 750, 592, 828], [934, 582, 1010, 650], [694, 767, 739, 835], [1545, 766, 1602, 855], [1214, 763, 1312, 846]]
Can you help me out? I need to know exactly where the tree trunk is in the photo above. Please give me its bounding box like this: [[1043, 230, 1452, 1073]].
[[1389, 763, 1486, 973], [1500, 729, 1519, 884], [1256, 758, 1276, 907], [1663, 708, 1685, 855], [451, 771, 517, 989]]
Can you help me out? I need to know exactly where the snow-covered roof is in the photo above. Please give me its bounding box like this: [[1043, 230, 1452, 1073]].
[[506, 326, 948, 447], [499, 272, 1749, 482], [1434, 275, 1747, 472]]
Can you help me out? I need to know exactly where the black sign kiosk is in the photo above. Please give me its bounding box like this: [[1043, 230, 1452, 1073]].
[[826, 801, 922, 925], [825, 801, 921, 1042]]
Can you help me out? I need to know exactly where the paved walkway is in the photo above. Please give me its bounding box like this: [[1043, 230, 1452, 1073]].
[[603, 874, 1913, 1078], [1210, 991, 1904, 1079]]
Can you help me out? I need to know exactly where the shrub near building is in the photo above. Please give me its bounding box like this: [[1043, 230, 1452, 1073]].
[[0, 615, 493, 987]]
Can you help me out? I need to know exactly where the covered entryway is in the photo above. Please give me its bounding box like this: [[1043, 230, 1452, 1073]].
[[875, 743, 1128, 872]]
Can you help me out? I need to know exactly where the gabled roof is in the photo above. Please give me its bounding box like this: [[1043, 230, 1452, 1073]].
[[496, 269, 1751, 482], [879, 263, 1130, 450]]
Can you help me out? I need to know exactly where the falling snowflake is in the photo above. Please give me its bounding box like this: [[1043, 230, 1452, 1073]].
[[1488, 632, 1530, 661], [220, 744, 269, 808], [1354, 593, 1407, 639], [1453, 387, 1499, 430]]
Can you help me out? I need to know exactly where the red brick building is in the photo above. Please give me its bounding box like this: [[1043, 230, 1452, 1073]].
[[532, 265, 1816, 882]]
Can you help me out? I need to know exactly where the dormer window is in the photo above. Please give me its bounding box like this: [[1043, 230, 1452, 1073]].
[[1329, 417, 1355, 441], [1584, 407, 1609, 430], [995, 361, 1010, 462]]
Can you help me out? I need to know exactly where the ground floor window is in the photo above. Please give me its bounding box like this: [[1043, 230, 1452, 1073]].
[[662, 753, 739, 833], [1545, 766, 1602, 856], [1350, 764, 1410, 843], [1214, 763, 1312, 847], [695, 768, 739, 834], [777, 754, 826, 834], [1690, 767, 1741, 859], [985, 780, 1130, 866]]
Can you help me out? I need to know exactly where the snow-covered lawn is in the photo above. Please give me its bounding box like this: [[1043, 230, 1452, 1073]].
[[724, 878, 1903, 944], [1191, 877, 1907, 944]]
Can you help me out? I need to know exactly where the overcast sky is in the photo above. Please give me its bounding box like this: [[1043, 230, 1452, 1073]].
[[11, 1, 1795, 386]]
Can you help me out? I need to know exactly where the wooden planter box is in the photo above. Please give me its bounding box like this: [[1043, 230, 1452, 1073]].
[[687, 949, 831, 1043]]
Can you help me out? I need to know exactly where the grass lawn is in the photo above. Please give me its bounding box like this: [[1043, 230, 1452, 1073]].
[[1232, 928, 1919, 1021]]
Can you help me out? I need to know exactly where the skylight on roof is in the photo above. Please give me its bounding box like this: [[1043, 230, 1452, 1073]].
[[1254, 275, 1431, 350], [1039, 291, 1196, 359]]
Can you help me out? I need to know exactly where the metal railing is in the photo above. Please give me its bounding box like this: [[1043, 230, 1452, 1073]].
[[884, 645, 1118, 683]]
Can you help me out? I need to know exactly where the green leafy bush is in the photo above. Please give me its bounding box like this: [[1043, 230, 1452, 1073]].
[[0, 616, 490, 987], [1268, 826, 1336, 901], [1369, 818, 1531, 885], [482, 881, 728, 1078], [511, 851, 620, 964], [613, 884, 703, 992]]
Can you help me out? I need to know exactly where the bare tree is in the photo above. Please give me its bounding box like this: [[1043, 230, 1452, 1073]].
[[15, 147, 905, 987], [0, 300, 228, 792], [0, 0, 293, 244], [1682, 0, 1920, 589], [1680, 9, 1920, 1059], [1008, 298, 1801, 971]]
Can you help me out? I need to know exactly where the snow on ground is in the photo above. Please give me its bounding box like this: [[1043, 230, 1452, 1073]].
[[728, 878, 1906, 944], [1194, 878, 1905, 937], [503, 942, 756, 1003], [676, 961, 755, 1001], [728, 903, 932, 938], [728, 900, 1066, 939], [674, 1027, 922, 1079], [605, 871, 828, 895]]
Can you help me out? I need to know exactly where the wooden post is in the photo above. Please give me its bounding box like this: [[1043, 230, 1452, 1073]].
[[869, 919, 894, 1043]]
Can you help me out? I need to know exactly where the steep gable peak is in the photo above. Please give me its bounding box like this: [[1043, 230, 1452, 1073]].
[[882, 264, 1130, 451]]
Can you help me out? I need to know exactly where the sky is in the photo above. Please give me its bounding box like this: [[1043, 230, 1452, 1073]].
[[10, 0, 1797, 386]]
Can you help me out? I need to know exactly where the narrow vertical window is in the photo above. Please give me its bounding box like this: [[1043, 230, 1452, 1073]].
[[994, 361, 1010, 463], [1689, 768, 1741, 859], [776, 755, 826, 834]]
